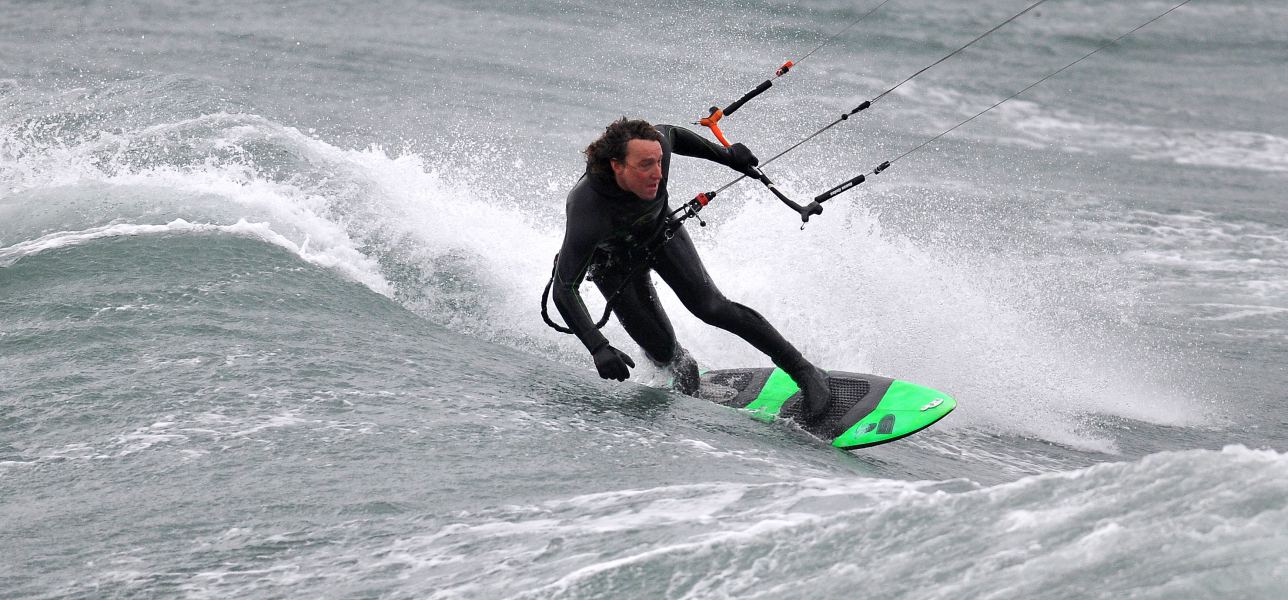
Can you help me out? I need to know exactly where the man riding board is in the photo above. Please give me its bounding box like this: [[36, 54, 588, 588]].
[[551, 117, 832, 420]]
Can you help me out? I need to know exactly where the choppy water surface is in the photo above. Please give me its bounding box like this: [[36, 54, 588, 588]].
[[3, 1, 1286, 597]]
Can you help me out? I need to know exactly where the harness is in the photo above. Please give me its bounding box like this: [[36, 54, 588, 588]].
[[540, 192, 714, 334]]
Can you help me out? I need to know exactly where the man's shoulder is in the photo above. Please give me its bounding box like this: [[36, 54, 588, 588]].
[[566, 174, 609, 213], [566, 173, 595, 199]]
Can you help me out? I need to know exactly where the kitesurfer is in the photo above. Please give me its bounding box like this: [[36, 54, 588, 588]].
[[551, 117, 832, 420]]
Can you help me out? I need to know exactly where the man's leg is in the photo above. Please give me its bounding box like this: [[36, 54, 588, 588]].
[[591, 259, 700, 395], [651, 226, 831, 418]]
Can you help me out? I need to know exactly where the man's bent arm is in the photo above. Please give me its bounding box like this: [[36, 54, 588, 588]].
[[551, 204, 611, 353], [660, 124, 744, 168]]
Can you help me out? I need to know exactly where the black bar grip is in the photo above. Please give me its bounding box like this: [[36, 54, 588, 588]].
[[814, 173, 866, 203], [724, 80, 774, 116]]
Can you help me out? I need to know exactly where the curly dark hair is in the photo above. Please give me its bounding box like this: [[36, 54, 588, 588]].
[[584, 117, 662, 174]]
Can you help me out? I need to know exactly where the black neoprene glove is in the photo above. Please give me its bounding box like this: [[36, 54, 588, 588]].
[[591, 343, 635, 381], [727, 142, 760, 177]]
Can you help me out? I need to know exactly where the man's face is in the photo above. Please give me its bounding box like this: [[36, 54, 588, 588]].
[[611, 139, 663, 200]]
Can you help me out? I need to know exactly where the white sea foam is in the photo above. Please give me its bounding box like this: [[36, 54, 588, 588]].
[[6, 410, 341, 466], [0, 108, 1221, 448], [658, 191, 1201, 450], [999, 100, 1288, 173], [1193, 303, 1288, 322], [3, 111, 572, 353], [1079, 208, 1288, 305], [1, 113, 398, 290], [0, 217, 393, 295], [261, 447, 1283, 599]]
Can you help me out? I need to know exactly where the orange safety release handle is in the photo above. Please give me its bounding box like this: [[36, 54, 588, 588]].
[[698, 106, 732, 147]]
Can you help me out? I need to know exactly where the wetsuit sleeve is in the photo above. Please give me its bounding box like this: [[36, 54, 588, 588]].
[[551, 188, 612, 354], [659, 124, 741, 168]]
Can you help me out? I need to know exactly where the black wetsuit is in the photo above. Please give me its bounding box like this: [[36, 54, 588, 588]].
[[552, 124, 818, 392]]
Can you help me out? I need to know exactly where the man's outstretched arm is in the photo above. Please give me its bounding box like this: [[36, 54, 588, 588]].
[[659, 124, 759, 175]]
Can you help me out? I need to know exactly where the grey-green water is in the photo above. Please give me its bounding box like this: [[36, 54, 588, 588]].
[[3, 0, 1287, 597]]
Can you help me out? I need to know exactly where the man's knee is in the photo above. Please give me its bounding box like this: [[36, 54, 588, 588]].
[[690, 296, 749, 328]]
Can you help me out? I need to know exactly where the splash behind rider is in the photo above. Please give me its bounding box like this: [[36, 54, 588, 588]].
[[551, 117, 832, 420]]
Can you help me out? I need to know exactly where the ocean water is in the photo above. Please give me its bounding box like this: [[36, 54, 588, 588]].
[[3, 0, 1286, 597]]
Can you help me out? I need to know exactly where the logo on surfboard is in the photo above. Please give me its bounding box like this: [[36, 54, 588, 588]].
[[920, 398, 944, 411]]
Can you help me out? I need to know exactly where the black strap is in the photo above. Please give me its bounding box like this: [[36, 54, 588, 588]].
[[540, 255, 617, 334], [540, 217, 682, 335]]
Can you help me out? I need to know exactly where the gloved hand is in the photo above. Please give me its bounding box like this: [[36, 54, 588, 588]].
[[591, 343, 635, 381], [727, 142, 760, 177]]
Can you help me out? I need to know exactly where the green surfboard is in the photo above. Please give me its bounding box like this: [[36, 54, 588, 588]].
[[697, 368, 955, 449]]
